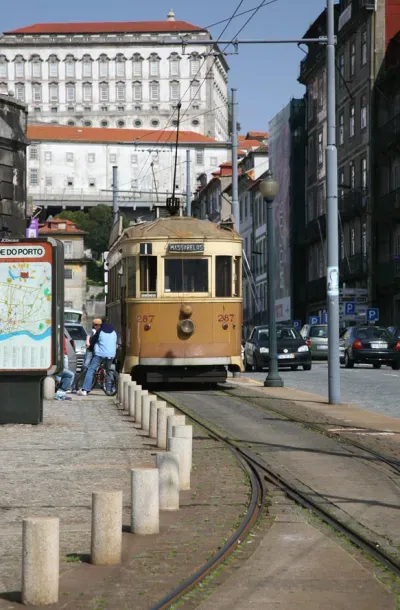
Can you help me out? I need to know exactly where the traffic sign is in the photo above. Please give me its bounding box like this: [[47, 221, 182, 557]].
[[322, 311, 328, 324], [366, 308, 379, 322], [293, 320, 301, 331], [344, 302, 356, 315], [309, 316, 320, 325]]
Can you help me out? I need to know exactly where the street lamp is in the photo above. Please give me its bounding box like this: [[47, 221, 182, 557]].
[[259, 170, 284, 388]]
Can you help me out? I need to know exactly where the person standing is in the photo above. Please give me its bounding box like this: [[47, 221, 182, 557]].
[[77, 320, 117, 396], [71, 318, 102, 392]]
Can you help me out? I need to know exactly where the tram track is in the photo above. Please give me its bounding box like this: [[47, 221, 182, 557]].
[[151, 388, 400, 609]]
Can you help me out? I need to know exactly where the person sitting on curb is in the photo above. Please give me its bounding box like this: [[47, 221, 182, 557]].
[[71, 318, 102, 393], [55, 336, 74, 400], [77, 319, 117, 396]]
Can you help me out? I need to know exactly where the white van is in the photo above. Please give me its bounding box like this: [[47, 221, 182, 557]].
[[64, 309, 83, 324]]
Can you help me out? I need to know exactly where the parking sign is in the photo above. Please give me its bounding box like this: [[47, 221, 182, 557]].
[[344, 302, 356, 315], [308, 316, 320, 325], [293, 320, 301, 331], [366, 308, 379, 322]]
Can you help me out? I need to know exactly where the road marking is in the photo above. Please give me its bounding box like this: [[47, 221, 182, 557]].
[[328, 427, 395, 436], [383, 373, 399, 377]]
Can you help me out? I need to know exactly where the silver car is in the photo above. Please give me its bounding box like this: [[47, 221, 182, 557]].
[[301, 324, 328, 359], [65, 323, 88, 372]]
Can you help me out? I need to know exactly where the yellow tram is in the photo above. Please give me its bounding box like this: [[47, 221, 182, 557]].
[[107, 216, 243, 384]]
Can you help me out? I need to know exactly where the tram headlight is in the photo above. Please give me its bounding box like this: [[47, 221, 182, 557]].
[[179, 319, 195, 335]]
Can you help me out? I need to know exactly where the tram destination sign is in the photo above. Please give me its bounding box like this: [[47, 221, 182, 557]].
[[168, 243, 204, 253]]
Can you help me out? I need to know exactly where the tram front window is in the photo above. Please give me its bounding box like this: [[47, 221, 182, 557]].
[[165, 259, 208, 293]]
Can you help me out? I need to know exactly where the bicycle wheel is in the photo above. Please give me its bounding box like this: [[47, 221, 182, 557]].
[[103, 370, 118, 396]]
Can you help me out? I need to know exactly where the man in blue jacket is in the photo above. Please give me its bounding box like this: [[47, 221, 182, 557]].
[[78, 320, 117, 396]]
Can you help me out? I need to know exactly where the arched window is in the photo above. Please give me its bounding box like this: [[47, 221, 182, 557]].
[[170, 80, 180, 101], [66, 82, 75, 103], [116, 81, 125, 102], [15, 82, 25, 101], [115, 54, 126, 78], [169, 52, 180, 77], [149, 80, 159, 101], [31, 55, 42, 79], [132, 53, 143, 78], [132, 81, 142, 101], [82, 54, 92, 78], [149, 53, 160, 77], [98, 54, 109, 78], [99, 81, 109, 102], [48, 54, 59, 78], [14, 55, 25, 79], [82, 82, 92, 102], [191, 80, 201, 101], [0, 56, 8, 79], [65, 55, 76, 78], [32, 82, 42, 102], [190, 53, 201, 76], [49, 82, 59, 102]]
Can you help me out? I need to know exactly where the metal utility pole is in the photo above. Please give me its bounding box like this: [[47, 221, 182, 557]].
[[186, 149, 191, 216], [112, 165, 118, 225], [231, 88, 240, 231], [326, 0, 340, 405]]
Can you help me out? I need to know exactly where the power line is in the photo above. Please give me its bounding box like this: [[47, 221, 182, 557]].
[[204, 0, 278, 29]]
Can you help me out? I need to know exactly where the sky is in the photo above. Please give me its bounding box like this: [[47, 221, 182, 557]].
[[1, 0, 327, 133]]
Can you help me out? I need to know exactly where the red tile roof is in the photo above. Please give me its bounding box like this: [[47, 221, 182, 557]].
[[238, 139, 264, 150], [5, 20, 203, 35], [27, 124, 218, 145], [247, 131, 268, 138], [39, 218, 86, 235]]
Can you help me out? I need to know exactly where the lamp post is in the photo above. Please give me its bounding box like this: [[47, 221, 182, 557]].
[[260, 170, 284, 388]]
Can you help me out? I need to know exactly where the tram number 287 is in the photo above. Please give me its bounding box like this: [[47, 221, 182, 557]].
[[217, 314, 235, 322], [136, 315, 155, 323]]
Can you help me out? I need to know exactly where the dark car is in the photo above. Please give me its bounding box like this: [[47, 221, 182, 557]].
[[244, 325, 312, 372], [388, 326, 400, 339], [339, 325, 400, 369]]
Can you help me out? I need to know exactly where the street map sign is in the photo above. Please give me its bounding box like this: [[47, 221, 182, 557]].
[[0, 242, 53, 371]]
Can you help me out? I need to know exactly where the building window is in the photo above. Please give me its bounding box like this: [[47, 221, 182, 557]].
[[339, 53, 345, 85], [149, 54, 160, 77], [64, 300, 73, 308], [49, 82, 58, 102], [350, 41, 356, 77], [132, 54, 142, 77], [88, 153, 95, 163], [362, 223, 367, 255], [169, 53, 180, 76], [88, 177, 96, 187], [117, 120, 125, 128], [360, 95, 367, 130], [64, 268, 73, 279], [115, 54, 126, 77], [98, 55, 109, 78], [31, 56, 41, 78], [191, 80, 201, 101], [0, 56, 7, 79], [170, 80, 180, 101], [190, 53, 201, 76], [30, 168, 38, 185], [350, 161, 355, 189], [317, 74, 323, 110], [65, 55, 75, 78], [361, 29, 367, 66], [134, 119, 142, 127], [67, 120, 75, 126], [151, 119, 159, 127], [84, 120, 92, 127], [350, 227, 355, 256], [48, 55, 58, 78], [29, 144, 39, 160], [66, 82, 75, 102], [149, 81, 159, 101], [318, 131, 323, 166], [317, 184, 324, 215], [83, 82, 92, 102], [308, 137, 314, 176], [116, 81, 125, 102], [66, 176, 74, 187], [210, 156, 217, 167], [82, 55, 92, 77], [339, 111, 344, 145], [131, 178, 138, 189], [66, 152, 74, 162], [101, 120, 109, 127], [51, 106, 58, 113], [63, 241, 72, 258], [339, 167, 345, 197], [133, 81, 142, 101], [349, 103, 355, 137], [196, 149, 204, 165], [44, 151, 52, 162], [14, 56, 24, 79], [109, 154, 117, 163], [15, 82, 25, 101], [340, 233, 345, 260], [45, 175, 52, 187], [361, 157, 367, 189], [32, 83, 42, 102], [131, 154, 138, 165], [99, 82, 109, 102]]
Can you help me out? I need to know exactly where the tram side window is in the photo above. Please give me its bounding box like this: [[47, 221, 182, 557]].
[[126, 256, 136, 298], [165, 259, 208, 293], [234, 256, 241, 297], [140, 256, 157, 295], [215, 256, 232, 297]]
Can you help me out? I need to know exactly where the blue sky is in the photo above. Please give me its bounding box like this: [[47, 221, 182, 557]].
[[2, 0, 327, 133]]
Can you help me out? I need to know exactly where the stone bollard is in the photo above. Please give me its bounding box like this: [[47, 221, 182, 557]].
[[118, 374, 130, 406], [135, 389, 148, 425], [142, 396, 157, 433], [128, 382, 138, 418], [157, 406, 175, 449], [91, 490, 122, 565], [22, 517, 59, 606], [124, 381, 136, 412], [173, 425, 193, 470], [131, 468, 159, 534], [167, 437, 191, 491], [167, 414, 186, 443], [156, 452, 180, 510], [43, 376, 56, 400], [150, 401, 165, 439]]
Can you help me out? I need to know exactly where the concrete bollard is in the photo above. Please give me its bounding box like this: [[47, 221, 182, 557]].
[[167, 414, 186, 443], [124, 381, 136, 412], [135, 389, 148, 425], [142, 396, 157, 433], [173, 425, 193, 470], [128, 382, 138, 417], [157, 406, 175, 449], [167, 437, 191, 491], [118, 374, 130, 406], [156, 452, 180, 510], [131, 468, 159, 534], [43, 376, 56, 400], [150, 401, 166, 439], [91, 490, 122, 565], [22, 517, 59, 606]]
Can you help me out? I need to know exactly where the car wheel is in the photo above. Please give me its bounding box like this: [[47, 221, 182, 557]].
[[391, 361, 400, 371], [344, 351, 354, 369], [303, 363, 312, 371], [290, 365, 299, 371], [244, 357, 250, 372], [373, 363, 381, 369], [254, 358, 262, 372]]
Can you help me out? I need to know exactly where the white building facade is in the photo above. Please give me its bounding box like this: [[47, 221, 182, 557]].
[[26, 124, 230, 218], [0, 11, 229, 140]]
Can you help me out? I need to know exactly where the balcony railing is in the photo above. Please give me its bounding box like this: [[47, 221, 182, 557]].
[[305, 213, 326, 243], [377, 187, 400, 221], [299, 50, 324, 80], [340, 254, 368, 280], [377, 113, 400, 152], [338, 188, 368, 220], [307, 276, 326, 304], [29, 189, 179, 208], [376, 258, 400, 287]]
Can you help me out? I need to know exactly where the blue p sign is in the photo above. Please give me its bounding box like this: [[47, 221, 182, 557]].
[[344, 302, 356, 315], [308, 316, 320, 325], [293, 320, 301, 330], [367, 308, 379, 322]]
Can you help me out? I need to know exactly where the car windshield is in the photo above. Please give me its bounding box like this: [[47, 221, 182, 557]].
[[66, 325, 87, 341], [356, 327, 392, 341], [309, 325, 328, 338], [257, 328, 301, 343]]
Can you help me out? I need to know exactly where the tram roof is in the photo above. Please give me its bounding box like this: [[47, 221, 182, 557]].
[[121, 216, 242, 242]]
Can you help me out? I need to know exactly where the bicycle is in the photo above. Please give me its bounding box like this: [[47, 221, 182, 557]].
[[76, 363, 118, 396]]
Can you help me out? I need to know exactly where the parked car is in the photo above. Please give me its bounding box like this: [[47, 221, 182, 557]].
[[300, 324, 328, 359], [65, 323, 88, 372], [387, 326, 400, 339], [244, 325, 312, 372], [339, 325, 400, 369], [64, 327, 77, 373]]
